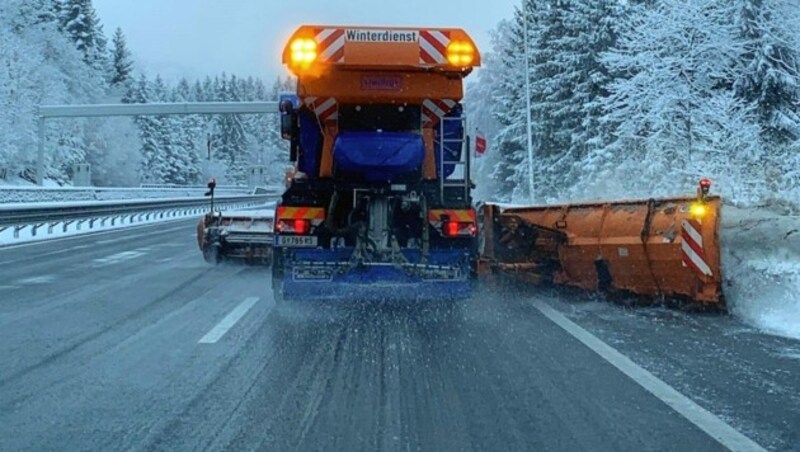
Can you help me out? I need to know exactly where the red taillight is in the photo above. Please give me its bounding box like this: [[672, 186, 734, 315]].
[[445, 221, 460, 237], [442, 221, 477, 238], [294, 219, 309, 235], [276, 219, 311, 234]]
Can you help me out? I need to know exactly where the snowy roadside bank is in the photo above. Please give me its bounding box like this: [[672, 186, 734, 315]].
[[0, 206, 203, 247], [722, 206, 800, 340], [0, 198, 277, 247]]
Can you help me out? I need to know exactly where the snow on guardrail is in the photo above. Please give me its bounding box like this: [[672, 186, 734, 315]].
[[0, 185, 272, 204], [0, 195, 276, 246]]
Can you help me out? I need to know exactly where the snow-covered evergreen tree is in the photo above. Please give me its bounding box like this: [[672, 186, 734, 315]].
[[526, 0, 579, 201], [733, 0, 800, 146], [258, 77, 293, 183], [465, 48, 502, 202], [110, 27, 133, 87], [0, 0, 110, 183], [60, 0, 101, 65], [130, 74, 165, 183], [212, 74, 250, 184], [0, 1, 292, 187], [169, 78, 202, 184], [566, 1, 622, 188], [91, 22, 111, 76], [150, 74, 194, 184], [14, 0, 58, 31], [596, 0, 763, 201], [488, 14, 529, 202]]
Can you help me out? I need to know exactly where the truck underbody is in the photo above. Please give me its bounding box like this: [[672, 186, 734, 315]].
[[272, 180, 475, 302]]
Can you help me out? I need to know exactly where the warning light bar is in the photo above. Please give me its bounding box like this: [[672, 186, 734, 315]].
[[289, 38, 318, 70], [447, 41, 475, 67], [282, 25, 481, 73]]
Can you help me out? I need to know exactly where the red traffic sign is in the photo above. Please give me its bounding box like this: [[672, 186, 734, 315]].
[[475, 134, 487, 155]]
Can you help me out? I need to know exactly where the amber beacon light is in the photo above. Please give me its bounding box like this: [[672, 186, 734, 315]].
[[447, 41, 475, 67], [290, 38, 317, 69]]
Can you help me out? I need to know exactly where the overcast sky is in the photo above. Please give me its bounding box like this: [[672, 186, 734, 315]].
[[94, 0, 518, 82]]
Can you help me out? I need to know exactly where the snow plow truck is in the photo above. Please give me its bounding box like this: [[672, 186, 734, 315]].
[[270, 25, 724, 307], [197, 179, 275, 265]]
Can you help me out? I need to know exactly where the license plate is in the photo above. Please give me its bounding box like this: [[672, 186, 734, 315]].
[[275, 235, 318, 248]]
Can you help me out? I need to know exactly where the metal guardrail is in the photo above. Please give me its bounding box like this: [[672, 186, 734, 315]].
[[138, 183, 249, 190], [0, 195, 273, 238]]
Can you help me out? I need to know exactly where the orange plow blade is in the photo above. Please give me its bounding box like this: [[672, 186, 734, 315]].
[[478, 195, 723, 306]]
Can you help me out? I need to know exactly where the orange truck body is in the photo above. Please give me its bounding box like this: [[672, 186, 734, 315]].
[[282, 25, 479, 180], [271, 25, 480, 303]]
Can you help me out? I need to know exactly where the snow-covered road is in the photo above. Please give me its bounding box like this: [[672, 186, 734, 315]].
[[0, 219, 797, 450]]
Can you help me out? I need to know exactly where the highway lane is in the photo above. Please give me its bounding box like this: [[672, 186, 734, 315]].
[[0, 219, 797, 451]]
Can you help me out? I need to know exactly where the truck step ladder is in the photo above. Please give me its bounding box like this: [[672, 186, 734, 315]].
[[438, 115, 471, 205]]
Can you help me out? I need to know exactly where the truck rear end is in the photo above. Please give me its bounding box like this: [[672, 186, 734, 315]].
[[273, 25, 480, 303], [198, 207, 275, 264]]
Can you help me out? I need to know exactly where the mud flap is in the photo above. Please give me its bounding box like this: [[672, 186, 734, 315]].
[[595, 259, 612, 292]]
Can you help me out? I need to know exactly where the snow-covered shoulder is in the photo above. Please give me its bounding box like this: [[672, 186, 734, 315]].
[[722, 206, 800, 340]]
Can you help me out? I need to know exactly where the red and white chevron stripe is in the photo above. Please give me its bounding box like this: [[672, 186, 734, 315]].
[[304, 96, 338, 122], [421, 99, 457, 127], [315, 28, 345, 63], [681, 219, 713, 277], [419, 30, 450, 65]]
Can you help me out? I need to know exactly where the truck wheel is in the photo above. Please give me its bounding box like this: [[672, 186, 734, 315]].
[[271, 249, 285, 306], [203, 244, 222, 265]]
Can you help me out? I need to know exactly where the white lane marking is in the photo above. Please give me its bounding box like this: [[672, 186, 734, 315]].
[[532, 300, 767, 452], [0, 244, 94, 266], [199, 297, 260, 344], [18, 275, 56, 285], [93, 250, 147, 265]]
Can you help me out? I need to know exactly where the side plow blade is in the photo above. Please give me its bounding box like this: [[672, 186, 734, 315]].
[[478, 194, 723, 307]]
